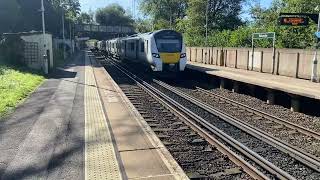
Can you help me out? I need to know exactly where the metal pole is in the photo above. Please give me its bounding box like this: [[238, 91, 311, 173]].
[[251, 35, 254, 71], [311, 13, 320, 82], [41, 0, 48, 74], [60, 0, 66, 59], [170, 15, 172, 29], [69, 22, 73, 54], [272, 33, 276, 74], [205, 0, 209, 64]]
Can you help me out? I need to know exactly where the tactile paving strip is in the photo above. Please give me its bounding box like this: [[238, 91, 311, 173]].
[[84, 53, 122, 180]]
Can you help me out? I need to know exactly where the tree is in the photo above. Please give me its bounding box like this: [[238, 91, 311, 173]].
[[187, 0, 244, 33], [95, 3, 134, 27], [0, 0, 81, 36], [76, 12, 93, 24], [140, 0, 188, 29], [0, 0, 21, 33], [49, 0, 81, 21], [179, 0, 245, 46], [0, 35, 25, 65], [249, 0, 317, 48], [134, 18, 153, 33]]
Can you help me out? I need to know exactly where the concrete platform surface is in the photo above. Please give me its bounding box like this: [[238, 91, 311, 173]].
[[0, 51, 188, 180], [187, 62, 320, 100], [0, 52, 85, 179]]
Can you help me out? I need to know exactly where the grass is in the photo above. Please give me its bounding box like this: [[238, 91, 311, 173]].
[[0, 64, 45, 118]]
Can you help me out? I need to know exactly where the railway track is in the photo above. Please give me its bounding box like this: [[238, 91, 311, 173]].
[[189, 87, 320, 157], [152, 80, 320, 174], [161, 80, 320, 159], [196, 87, 320, 140], [103, 60, 255, 179], [97, 54, 320, 179]]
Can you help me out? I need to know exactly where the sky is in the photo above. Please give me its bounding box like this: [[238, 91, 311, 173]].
[[79, 0, 273, 19], [80, 0, 136, 14]]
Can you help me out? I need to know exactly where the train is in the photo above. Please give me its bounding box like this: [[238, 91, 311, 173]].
[[96, 29, 187, 72], [97, 40, 106, 54]]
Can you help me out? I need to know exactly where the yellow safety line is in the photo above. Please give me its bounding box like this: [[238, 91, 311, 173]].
[[84, 53, 122, 180]]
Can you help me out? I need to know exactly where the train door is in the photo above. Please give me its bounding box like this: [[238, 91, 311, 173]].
[[124, 40, 127, 59], [136, 40, 139, 60]]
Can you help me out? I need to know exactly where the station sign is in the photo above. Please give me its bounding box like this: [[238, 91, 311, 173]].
[[252, 32, 275, 39], [279, 16, 309, 26]]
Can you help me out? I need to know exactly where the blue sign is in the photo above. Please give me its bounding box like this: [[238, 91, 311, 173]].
[[315, 32, 320, 38]]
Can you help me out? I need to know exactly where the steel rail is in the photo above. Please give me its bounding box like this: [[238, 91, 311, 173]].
[[107, 59, 296, 180], [196, 86, 320, 140], [154, 80, 320, 174]]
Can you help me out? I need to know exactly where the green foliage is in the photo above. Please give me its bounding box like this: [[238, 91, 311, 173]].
[[95, 3, 134, 27], [183, 0, 320, 49], [0, 0, 81, 36], [76, 12, 93, 24], [186, 0, 244, 34], [135, 18, 153, 33], [140, 0, 188, 29], [0, 64, 44, 118], [0, 35, 25, 65], [0, 0, 20, 33]]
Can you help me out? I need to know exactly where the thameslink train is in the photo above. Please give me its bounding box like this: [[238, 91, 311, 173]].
[[103, 29, 187, 72], [97, 40, 106, 53]]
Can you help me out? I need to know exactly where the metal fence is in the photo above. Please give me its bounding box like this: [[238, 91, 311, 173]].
[[23, 42, 39, 66]]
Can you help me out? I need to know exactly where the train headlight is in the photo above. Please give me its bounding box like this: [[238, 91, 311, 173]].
[[152, 53, 160, 58], [180, 53, 186, 58]]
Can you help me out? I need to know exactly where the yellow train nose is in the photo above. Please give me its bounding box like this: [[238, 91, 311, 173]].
[[160, 53, 180, 64]]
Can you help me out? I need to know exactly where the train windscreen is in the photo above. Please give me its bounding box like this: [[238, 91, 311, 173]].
[[154, 31, 182, 53]]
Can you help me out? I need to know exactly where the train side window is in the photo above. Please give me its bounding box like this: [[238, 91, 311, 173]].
[[140, 42, 144, 52], [130, 42, 134, 51], [146, 40, 148, 53]]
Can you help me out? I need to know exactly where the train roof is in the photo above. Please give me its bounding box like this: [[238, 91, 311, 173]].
[[105, 29, 182, 42]]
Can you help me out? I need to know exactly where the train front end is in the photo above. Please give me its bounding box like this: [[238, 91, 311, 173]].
[[151, 30, 187, 72]]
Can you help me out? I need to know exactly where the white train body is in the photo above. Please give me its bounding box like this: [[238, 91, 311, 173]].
[[105, 30, 187, 72], [97, 40, 106, 52]]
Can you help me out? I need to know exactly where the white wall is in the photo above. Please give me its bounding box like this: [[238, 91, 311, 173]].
[[21, 33, 53, 71]]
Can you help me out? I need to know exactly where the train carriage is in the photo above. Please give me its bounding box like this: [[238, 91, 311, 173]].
[[106, 29, 187, 72], [97, 40, 106, 54]]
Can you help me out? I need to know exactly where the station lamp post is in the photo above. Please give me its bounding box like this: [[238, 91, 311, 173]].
[[41, 0, 48, 74], [204, 0, 209, 64], [312, 9, 320, 82], [60, 0, 66, 59]]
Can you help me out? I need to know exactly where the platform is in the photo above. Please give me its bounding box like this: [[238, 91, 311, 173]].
[[187, 62, 320, 100], [86, 52, 187, 180], [0, 51, 187, 179]]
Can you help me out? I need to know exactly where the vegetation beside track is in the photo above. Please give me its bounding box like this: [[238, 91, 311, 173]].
[[0, 63, 44, 118]]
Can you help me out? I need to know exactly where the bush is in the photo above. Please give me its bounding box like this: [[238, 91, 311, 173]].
[[0, 35, 25, 66], [184, 24, 318, 49]]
